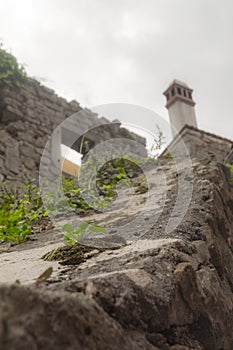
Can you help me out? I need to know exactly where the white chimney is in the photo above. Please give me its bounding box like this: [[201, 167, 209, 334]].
[[163, 80, 197, 137]]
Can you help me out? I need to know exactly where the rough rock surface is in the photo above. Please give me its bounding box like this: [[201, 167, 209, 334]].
[[0, 147, 233, 349]]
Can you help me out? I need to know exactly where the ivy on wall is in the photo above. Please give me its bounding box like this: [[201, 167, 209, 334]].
[[0, 42, 27, 92]]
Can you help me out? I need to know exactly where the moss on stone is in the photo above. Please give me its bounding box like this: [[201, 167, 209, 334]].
[[42, 243, 101, 265]]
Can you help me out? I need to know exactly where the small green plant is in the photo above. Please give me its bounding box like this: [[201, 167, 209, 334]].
[[95, 158, 143, 196], [150, 124, 165, 158], [62, 222, 107, 246], [0, 181, 47, 244], [0, 42, 27, 91], [62, 176, 95, 212], [165, 152, 172, 159], [226, 163, 233, 182]]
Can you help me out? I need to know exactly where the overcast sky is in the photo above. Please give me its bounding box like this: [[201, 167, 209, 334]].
[[0, 0, 233, 143]]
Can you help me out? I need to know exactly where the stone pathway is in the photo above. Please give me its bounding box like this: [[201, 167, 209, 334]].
[[0, 160, 183, 285], [0, 242, 62, 285]]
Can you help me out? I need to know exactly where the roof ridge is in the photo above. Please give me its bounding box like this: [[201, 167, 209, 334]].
[[176, 124, 233, 144]]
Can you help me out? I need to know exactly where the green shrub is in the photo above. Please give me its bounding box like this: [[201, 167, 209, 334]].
[[0, 42, 27, 91], [0, 181, 47, 244]]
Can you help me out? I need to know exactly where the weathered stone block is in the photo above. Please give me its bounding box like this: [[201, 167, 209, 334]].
[[5, 141, 19, 174]]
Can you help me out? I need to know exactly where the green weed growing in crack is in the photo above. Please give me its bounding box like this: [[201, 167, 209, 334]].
[[62, 222, 107, 246]]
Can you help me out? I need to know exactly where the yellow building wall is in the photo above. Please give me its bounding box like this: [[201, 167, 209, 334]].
[[61, 157, 80, 178]]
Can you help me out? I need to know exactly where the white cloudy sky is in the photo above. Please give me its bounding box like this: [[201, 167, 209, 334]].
[[0, 0, 233, 142]]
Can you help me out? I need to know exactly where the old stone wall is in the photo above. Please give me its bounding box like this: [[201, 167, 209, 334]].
[[0, 79, 146, 186], [162, 125, 233, 163], [0, 139, 233, 349]]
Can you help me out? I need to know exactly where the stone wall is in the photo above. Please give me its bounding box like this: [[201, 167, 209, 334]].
[[0, 79, 146, 187], [1, 138, 233, 349], [162, 125, 233, 163]]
